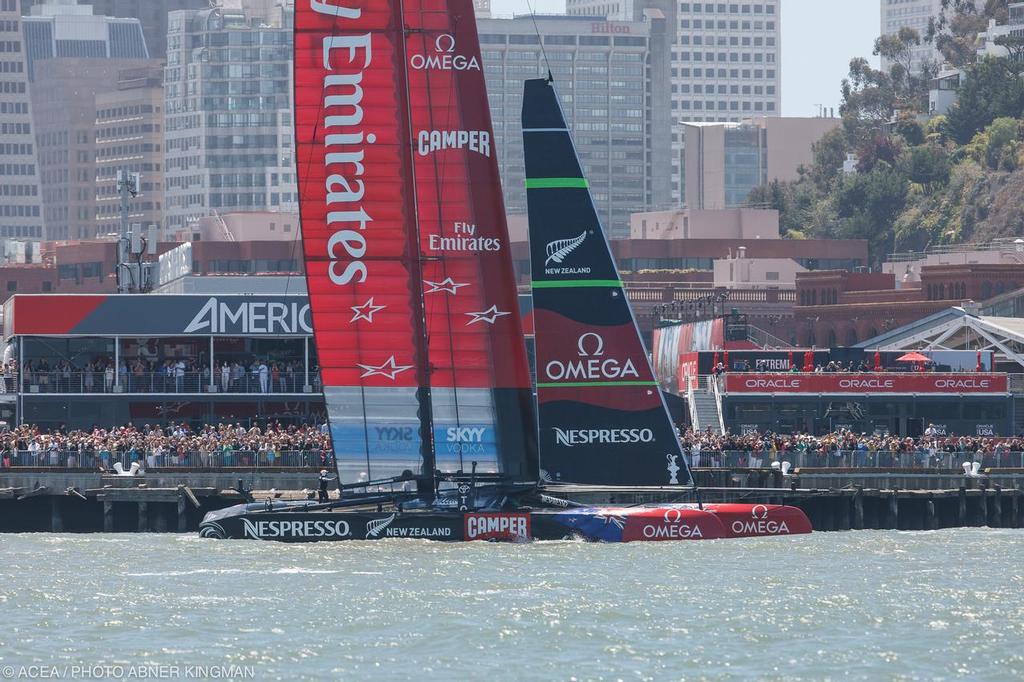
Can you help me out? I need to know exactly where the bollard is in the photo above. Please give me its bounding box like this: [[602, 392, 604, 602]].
[[992, 485, 1002, 529], [103, 500, 114, 532], [925, 495, 937, 531], [50, 496, 63, 533], [137, 501, 148, 533], [958, 487, 967, 526], [853, 486, 864, 530], [889, 490, 899, 530]]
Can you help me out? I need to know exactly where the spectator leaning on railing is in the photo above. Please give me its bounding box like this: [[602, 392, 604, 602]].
[[0, 421, 333, 469], [678, 427, 1024, 469]]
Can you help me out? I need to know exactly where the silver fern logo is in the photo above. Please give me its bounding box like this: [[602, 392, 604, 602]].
[[545, 231, 587, 266], [366, 513, 397, 538]]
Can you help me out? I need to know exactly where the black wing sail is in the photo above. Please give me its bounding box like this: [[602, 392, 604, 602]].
[[522, 77, 692, 487]]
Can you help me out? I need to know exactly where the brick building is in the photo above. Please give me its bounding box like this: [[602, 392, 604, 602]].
[[795, 264, 1024, 347]]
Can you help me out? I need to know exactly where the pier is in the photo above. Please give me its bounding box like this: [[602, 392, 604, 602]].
[[0, 468, 1022, 533]]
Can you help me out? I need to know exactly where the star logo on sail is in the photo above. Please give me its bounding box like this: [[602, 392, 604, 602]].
[[465, 305, 510, 325], [357, 356, 413, 380], [424, 277, 469, 295], [350, 297, 386, 323]]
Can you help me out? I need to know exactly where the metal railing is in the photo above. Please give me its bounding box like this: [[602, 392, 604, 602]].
[[0, 449, 334, 469], [20, 371, 318, 395], [683, 449, 1024, 469]]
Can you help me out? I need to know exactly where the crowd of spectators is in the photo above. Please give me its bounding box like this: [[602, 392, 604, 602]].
[[0, 421, 333, 469], [19, 357, 316, 394], [679, 428, 1024, 468]]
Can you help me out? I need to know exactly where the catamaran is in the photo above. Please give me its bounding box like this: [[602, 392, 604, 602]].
[[198, 0, 811, 542]]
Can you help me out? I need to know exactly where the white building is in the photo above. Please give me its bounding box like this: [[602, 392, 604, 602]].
[[713, 247, 805, 289], [976, 3, 1024, 60], [879, 0, 944, 74], [163, 5, 296, 233], [567, 1, 781, 208], [0, 3, 44, 243]]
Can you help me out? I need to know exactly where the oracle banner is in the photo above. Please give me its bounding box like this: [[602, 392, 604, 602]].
[[724, 373, 1008, 395]]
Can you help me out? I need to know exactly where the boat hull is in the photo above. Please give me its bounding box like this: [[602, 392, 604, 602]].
[[199, 503, 811, 542]]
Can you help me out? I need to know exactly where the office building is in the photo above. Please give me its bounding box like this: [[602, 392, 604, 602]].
[[477, 14, 672, 238], [163, 5, 295, 233], [0, 0, 44, 242], [680, 116, 839, 210], [94, 66, 165, 238], [569, 1, 781, 207], [20, 0, 209, 58], [21, 0, 148, 81], [879, 0, 943, 73]]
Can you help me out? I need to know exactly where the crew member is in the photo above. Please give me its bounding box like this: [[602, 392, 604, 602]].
[[318, 469, 334, 503]]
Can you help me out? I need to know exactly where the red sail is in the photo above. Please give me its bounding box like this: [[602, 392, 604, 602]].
[[295, 0, 536, 482]]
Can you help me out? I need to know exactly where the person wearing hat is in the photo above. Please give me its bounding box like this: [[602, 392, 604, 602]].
[[318, 468, 334, 503]]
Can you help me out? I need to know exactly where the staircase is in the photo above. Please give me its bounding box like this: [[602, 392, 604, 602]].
[[689, 378, 725, 435]]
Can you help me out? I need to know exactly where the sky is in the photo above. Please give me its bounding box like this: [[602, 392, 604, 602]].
[[488, 0, 881, 117]]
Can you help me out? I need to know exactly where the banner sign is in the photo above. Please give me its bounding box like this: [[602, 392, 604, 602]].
[[9, 294, 311, 337], [724, 373, 1008, 395]]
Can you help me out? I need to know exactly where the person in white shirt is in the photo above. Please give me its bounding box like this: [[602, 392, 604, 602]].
[[220, 362, 230, 392], [174, 360, 186, 392], [258, 361, 269, 393]]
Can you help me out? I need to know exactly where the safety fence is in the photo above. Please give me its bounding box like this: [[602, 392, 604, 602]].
[[685, 449, 1024, 470], [19, 371, 319, 395], [0, 449, 333, 469]]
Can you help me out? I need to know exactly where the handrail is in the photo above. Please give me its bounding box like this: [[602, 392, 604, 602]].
[[19, 370, 319, 394]]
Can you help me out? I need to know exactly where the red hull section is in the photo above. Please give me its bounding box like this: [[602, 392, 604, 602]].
[[702, 504, 814, 538]]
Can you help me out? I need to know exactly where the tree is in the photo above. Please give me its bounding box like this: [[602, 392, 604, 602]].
[[899, 145, 951, 185], [969, 117, 1021, 169], [856, 134, 903, 174], [993, 34, 1024, 68], [833, 166, 909, 265], [874, 28, 931, 111], [943, 57, 1024, 144], [840, 58, 897, 130], [808, 127, 850, 192]]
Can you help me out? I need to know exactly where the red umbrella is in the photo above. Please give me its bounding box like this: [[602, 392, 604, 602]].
[[711, 352, 719, 371], [873, 351, 882, 372], [787, 350, 794, 370], [803, 350, 813, 372], [976, 350, 982, 372], [896, 351, 930, 363]]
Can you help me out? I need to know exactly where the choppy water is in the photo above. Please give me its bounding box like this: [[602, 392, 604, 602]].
[[0, 531, 1022, 681]]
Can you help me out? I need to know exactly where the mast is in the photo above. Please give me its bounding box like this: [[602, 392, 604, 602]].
[[394, 0, 438, 500]]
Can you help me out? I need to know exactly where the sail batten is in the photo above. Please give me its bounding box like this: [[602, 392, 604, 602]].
[[522, 78, 693, 487]]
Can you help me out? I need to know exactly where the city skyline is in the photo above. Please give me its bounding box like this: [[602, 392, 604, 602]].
[[491, 0, 881, 118]]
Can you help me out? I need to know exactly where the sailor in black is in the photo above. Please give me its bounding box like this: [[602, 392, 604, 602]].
[[318, 469, 333, 503]]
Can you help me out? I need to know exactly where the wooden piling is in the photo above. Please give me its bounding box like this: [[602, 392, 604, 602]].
[[979, 486, 989, 527], [853, 486, 864, 530], [177, 493, 187, 532], [992, 486, 1002, 528], [1013, 487, 1021, 529], [926, 494, 937, 531], [137, 501, 148, 533], [958, 487, 967, 526], [103, 500, 113, 532], [889, 490, 899, 530], [50, 496, 63, 532]]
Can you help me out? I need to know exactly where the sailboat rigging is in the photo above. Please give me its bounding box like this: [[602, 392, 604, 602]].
[[197, 1, 812, 542]]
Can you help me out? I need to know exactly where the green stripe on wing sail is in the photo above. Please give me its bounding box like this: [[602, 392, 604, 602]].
[[525, 177, 589, 189]]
